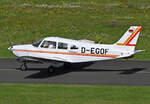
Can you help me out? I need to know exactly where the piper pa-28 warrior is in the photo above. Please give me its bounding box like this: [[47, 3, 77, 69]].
[[8, 26, 143, 72]]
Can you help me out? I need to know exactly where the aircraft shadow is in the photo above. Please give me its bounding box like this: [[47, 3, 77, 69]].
[[25, 67, 146, 79], [25, 68, 71, 79], [74, 68, 146, 75]]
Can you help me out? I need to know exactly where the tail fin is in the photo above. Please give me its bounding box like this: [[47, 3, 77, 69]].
[[115, 26, 142, 51]]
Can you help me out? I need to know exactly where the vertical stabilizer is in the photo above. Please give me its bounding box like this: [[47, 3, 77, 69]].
[[115, 26, 142, 51]]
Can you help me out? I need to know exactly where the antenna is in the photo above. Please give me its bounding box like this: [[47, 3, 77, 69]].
[[98, 40, 102, 44]]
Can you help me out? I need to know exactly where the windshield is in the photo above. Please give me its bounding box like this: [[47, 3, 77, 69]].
[[32, 39, 43, 47]]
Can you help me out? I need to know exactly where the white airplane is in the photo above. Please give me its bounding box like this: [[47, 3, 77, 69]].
[[8, 26, 143, 72]]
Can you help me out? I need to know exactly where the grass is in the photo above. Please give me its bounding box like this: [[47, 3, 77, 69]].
[[0, 83, 150, 104], [0, 0, 150, 59]]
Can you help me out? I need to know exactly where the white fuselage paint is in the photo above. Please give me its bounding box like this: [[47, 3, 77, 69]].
[[10, 37, 133, 63]]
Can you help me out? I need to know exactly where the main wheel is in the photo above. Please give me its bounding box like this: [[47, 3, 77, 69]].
[[20, 63, 27, 71], [47, 66, 55, 73], [64, 62, 71, 69]]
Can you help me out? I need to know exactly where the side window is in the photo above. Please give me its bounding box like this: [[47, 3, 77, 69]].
[[58, 42, 68, 49], [41, 41, 56, 49], [70, 45, 78, 49], [48, 41, 56, 49]]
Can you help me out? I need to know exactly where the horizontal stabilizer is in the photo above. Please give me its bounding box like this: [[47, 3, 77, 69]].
[[134, 50, 144, 54]]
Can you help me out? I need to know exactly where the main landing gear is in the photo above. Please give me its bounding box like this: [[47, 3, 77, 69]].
[[47, 62, 71, 73], [47, 66, 55, 73]]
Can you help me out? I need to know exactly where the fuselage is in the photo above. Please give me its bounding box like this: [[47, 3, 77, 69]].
[[9, 37, 133, 63]]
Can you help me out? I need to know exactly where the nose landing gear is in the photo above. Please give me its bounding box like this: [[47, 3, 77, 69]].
[[20, 63, 27, 71]]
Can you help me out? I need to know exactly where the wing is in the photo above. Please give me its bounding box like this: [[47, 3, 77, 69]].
[[16, 56, 68, 63]]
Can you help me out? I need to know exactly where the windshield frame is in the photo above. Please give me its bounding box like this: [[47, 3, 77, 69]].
[[32, 39, 43, 47]]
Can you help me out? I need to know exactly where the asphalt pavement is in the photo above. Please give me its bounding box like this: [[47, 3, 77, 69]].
[[0, 59, 150, 86]]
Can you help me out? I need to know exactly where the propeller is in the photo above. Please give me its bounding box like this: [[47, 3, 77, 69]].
[[7, 35, 16, 51]]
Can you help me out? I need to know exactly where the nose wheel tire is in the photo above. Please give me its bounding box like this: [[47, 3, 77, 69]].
[[20, 63, 27, 71]]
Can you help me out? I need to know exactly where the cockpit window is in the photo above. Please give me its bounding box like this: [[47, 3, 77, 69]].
[[58, 42, 68, 49], [70, 45, 78, 49], [32, 39, 43, 47], [41, 41, 56, 49]]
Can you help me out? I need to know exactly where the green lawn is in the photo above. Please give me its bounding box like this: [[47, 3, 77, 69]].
[[0, 0, 150, 59], [0, 83, 150, 104]]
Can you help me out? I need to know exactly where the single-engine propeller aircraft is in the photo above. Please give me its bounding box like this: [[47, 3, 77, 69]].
[[8, 26, 143, 72]]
